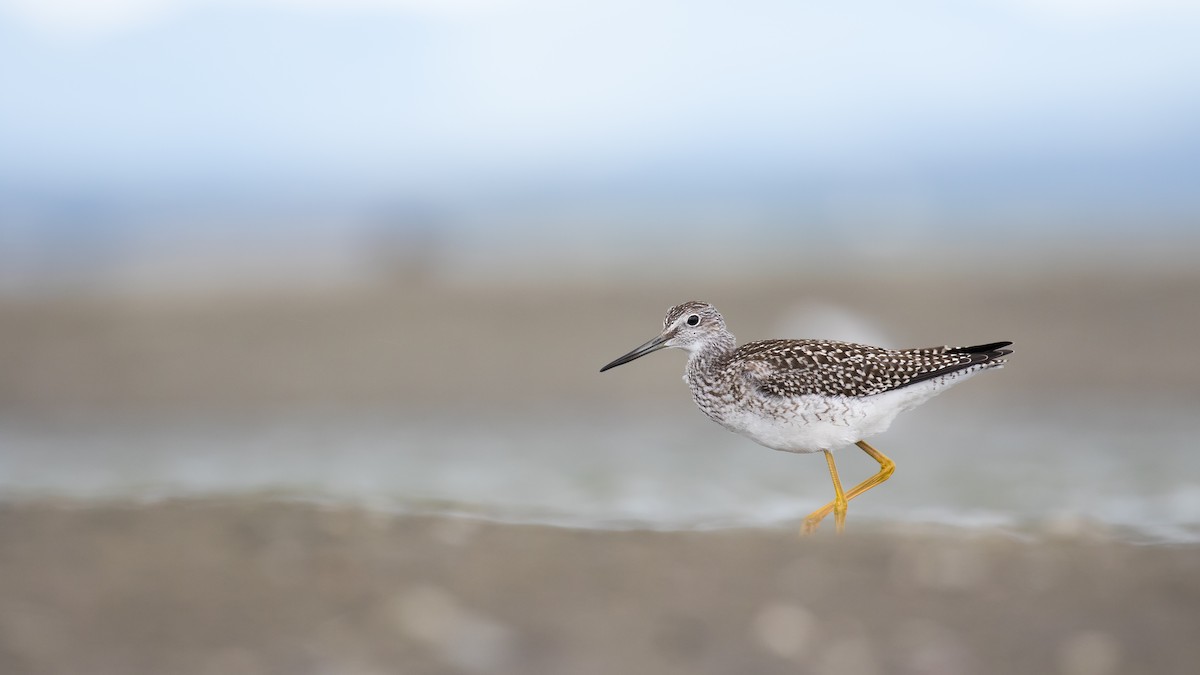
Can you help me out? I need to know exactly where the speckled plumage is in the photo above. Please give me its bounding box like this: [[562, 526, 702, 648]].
[[662, 299, 1008, 425], [601, 300, 1012, 532], [715, 338, 1012, 399]]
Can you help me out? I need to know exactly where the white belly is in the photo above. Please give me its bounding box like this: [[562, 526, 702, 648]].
[[721, 396, 872, 454], [715, 374, 970, 454]]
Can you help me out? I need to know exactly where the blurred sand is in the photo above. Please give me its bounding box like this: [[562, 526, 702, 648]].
[[2, 261, 1199, 416], [1, 499, 1197, 675], [3, 261, 1200, 674]]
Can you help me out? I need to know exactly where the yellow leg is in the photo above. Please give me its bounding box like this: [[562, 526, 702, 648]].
[[800, 441, 896, 535], [801, 449, 848, 535]]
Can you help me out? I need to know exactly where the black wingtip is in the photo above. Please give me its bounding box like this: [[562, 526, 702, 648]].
[[948, 341, 1013, 357]]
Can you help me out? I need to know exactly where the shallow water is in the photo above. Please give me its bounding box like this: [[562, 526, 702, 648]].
[[2, 393, 1198, 543]]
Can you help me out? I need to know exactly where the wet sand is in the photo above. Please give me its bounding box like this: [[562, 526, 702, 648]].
[[3, 262, 1199, 417], [3, 262, 1199, 673], [1, 499, 1197, 675]]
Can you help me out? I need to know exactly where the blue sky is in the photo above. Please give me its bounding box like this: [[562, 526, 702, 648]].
[[0, 0, 1198, 233]]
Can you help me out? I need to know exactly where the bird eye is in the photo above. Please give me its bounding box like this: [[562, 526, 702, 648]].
[[686, 314, 700, 326]]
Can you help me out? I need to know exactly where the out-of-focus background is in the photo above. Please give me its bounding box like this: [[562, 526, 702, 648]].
[[2, 1, 1200, 674]]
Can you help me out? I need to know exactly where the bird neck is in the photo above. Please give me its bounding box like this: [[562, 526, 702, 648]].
[[685, 330, 737, 376], [684, 331, 737, 423]]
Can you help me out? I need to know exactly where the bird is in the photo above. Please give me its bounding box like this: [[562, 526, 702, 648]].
[[600, 301, 1011, 534]]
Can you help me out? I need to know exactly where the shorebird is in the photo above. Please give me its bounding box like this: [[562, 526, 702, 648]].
[[600, 301, 1011, 534]]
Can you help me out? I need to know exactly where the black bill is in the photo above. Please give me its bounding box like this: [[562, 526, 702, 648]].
[[599, 334, 670, 372]]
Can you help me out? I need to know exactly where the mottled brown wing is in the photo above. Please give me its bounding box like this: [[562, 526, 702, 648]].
[[736, 340, 1012, 399]]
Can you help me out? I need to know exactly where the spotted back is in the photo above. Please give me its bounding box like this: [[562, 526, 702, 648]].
[[735, 339, 1012, 398]]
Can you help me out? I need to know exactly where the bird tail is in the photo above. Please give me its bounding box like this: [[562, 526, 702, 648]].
[[946, 341, 1013, 365]]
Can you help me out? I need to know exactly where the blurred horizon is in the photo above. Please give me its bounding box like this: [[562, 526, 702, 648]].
[[3, 0, 1200, 294]]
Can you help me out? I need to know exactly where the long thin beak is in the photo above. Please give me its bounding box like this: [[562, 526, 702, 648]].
[[600, 333, 671, 372]]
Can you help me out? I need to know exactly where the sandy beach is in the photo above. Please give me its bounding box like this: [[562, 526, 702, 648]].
[[4, 260, 1200, 417], [1, 499, 1197, 675], [2, 264, 1200, 673]]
